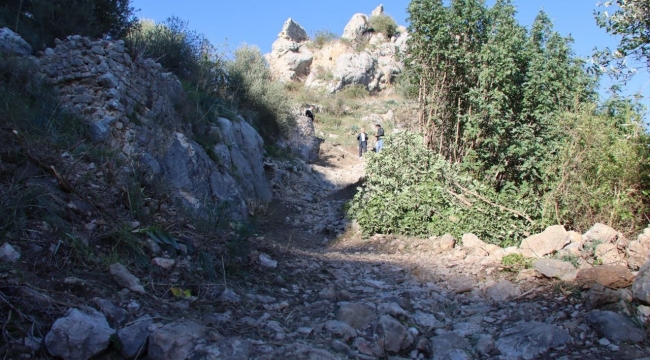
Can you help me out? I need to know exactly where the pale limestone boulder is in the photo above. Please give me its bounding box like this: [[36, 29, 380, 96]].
[[45, 308, 114, 360], [595, 243, 627, 267], [520, 225, 570, 258], [371, 4, 385, 16], [342, 13, 370, 41], [584, 223, 620, 243], [332, 52, 377, 92], [627, 227, 650, 270], [278, 18, 309, 42]]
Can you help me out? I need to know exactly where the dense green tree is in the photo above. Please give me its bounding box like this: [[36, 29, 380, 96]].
[[0, 0, 137, 50]]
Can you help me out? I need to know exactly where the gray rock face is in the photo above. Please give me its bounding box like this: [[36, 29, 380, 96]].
[[332, 52, 376, 91], [0, 242, 20, 262], [287, 115, 320, 163], [45, 308, 115, 360], [266, 18, 313, 81], [148, 320, 207, 360], [520, 225, 570, 258], [496, 322, 572, 360], [116, 315, 153, 358], [0, 27, 32, 56], [586, 310, 644, 343], [35, 36, 269, 220], [335, 303, 376, 329], [533, 259, 577, 281], [633, 260, 650, 305], [213, 118, 272, 202]]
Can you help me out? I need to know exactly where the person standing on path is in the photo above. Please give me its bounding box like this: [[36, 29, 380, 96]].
[[374, 123, 384, 152], [357, 127, 368, 158]]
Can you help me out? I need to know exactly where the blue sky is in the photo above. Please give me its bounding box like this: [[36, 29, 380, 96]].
[[131, 0, 649, 114]]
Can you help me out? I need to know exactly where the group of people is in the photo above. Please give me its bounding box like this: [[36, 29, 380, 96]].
[[303, 105, 384, 159], [357, 124, 384, 158]]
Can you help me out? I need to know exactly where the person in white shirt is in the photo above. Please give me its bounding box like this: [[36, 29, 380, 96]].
[[357, 128, 368, 158]]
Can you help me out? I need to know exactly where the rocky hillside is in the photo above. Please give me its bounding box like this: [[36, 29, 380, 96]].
[[265, 4, 408, 93]]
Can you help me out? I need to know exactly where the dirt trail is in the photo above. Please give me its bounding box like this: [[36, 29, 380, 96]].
[[247, 136, 649, 359]]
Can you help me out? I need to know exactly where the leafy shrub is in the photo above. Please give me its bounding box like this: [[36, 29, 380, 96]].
[[312, 29, 338, 49], [368, 14, 398, 38], [226, 45, 294, 140], [0, 0, 137, 50], [347, 132, 543, 247]]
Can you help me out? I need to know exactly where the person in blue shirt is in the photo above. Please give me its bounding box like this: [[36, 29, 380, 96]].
[[374, 124, 384, 152]]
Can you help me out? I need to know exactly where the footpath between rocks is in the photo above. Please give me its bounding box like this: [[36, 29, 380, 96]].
[[4, 140, 650, 360]]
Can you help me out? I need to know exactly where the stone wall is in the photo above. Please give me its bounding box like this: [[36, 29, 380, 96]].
[[31, 33, 271, 218]]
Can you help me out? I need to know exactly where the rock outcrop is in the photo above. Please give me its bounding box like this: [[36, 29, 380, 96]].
[[3, 33, 276, 218], [267, 5, 408, 93], [0, 27, 32, 56]]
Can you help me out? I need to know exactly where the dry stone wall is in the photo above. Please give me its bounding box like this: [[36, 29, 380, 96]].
[[29, 32, 271, 217]]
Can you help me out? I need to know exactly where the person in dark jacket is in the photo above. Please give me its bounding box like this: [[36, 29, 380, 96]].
[[375, 123, 384, 152], [357, 128, 368, 158], [305, 105, 315, 122]]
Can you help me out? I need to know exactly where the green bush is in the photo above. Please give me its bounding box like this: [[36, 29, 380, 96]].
[[368, 14, 398, 38], [312, 29, 338, 49], [0, 0, 137, 51], [226, 45, 294, 140], [347, 132, 542, 247], [338, 84, 369, 99]]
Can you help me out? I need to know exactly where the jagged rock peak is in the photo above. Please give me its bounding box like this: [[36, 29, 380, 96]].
[[278, 18, 309, 43], [371, 4, 385, 17], [341, 14, 369, 41]]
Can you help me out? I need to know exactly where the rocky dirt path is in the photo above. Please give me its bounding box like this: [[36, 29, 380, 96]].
[[12, 137, 650, 360], [227, 138, 650, 359]]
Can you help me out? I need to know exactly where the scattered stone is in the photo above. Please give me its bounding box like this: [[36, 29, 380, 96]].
[[430, 332, 472, 360], [257, 343, 339, 360], [378, 315, 411, 353], [148, 320, 207, 360], [584, 284, 620, 310], [576, 265, 634, 289], [324, 320, 357, 342], [353, 337, 384, 357], [461, 233, 487, 251], [485, 279, 521, 302], [152, 257, 176, 269], [439, 233, 456, 251], [116, 315, 153, 358], [188, 338, 253, 360], [0, 242, 20, 262], [449, 276, 477, 294], [586, 310, 644, 343], [414, 311, 443, 329], [95, 298, 130, 329], [218, 288, 241, 304], [109, 263, 146, 294], [533, 259, 577, 281], [496, 322, 572, 360], [259, 253, 278, 268], [476, 334, 495, 356], [335, 303, 376, 329], [520, 225, 570, 258], [45, 307, 115, 360]]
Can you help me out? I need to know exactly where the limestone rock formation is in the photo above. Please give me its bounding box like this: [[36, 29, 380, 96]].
[[266, 18, 313, 82], [266, 5, 408, 93]]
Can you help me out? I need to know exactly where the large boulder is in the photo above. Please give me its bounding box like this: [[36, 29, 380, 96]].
[[278, 18, 309, 42], [533, 259, 577, 282], [148, 320, 208, 360], [577, 265, 634, 289], [342, 14, 370, 41], [520, 225, 570, 258], [0, 27, 32, 56], [332, 52, 377, 91], [627, 227, 650, 270], [45, 308, 115, 360], [586, 310, 644, 343], [583, 223, 621, 244]]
